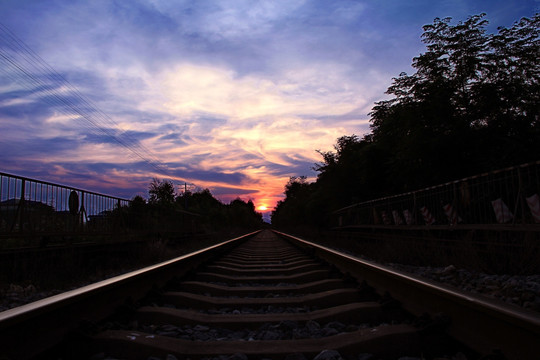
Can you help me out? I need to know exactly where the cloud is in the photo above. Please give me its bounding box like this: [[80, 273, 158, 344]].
[[155, 62, 367, 119], [2, 0, 537, 213], [148, 0, 307, 39], [168, 166, 250, 185], [0, 47, 365, 207], [210, 186, 258, 196]]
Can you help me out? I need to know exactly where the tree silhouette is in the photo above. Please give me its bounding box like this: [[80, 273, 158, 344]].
[[125, 181, 263, 235], [370, 13, 539, 184], [148, 178, 175, 205], [272, 13, 540, 228]]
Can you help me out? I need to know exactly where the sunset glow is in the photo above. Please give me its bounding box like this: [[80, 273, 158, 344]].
[[0, 1, 534, 222], [257, 205, 269, 212]]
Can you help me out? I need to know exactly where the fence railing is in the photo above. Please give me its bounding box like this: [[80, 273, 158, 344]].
[[333, 161, 540, 228], [0, 171, 130, 241]]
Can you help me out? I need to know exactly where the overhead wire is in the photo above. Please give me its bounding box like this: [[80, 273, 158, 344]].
[[0, 26, 134, 155], [0, 22, 197, 189], [0, 22, 165, 173]]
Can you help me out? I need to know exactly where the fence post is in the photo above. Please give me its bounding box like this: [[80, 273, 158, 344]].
[[80, 191, 85, 226], [10, 179, 25, 233]]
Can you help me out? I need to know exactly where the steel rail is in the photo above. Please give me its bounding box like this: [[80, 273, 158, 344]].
[[0, 230, 261, 359], [88, 230, 425, 359], [273, 230, 540, 360]]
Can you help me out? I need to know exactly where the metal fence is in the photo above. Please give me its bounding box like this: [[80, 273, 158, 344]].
[[333, 161, 540, 228], [0, 171, 130, 240]]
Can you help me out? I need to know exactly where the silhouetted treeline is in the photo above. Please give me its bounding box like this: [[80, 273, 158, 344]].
[[124, 179, 263, 235], [272, 13, 540, 229]]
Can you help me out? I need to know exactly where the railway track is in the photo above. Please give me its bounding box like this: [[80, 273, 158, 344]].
[[1, 230, 539, 359]]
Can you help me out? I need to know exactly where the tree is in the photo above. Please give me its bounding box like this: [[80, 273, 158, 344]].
[[284, 176, 309, 200], [370, 13, 540, 188], [272, 13, 539, 230], [148, 178, 175, 205], [132, 182, 264, 234], [228, 198, 263, 228]]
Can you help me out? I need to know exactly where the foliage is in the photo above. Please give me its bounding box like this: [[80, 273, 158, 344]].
[[271, 177, 313, 228], [272, 13, 540, 228], [227, 198, 263, 229], [148, 178, 175, 206], [127, 181, 263, 235], [370, 13, 539, 188]]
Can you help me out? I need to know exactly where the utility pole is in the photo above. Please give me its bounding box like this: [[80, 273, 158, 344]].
[[184, 182, 188, 210]]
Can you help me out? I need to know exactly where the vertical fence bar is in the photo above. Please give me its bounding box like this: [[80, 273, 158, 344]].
[[17, 179, 25, 233], [0, 172, 131, 243], [332, 162, 540, 228]]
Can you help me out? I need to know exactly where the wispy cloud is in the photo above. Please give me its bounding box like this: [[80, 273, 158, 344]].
[[1, 0, 537, 215]]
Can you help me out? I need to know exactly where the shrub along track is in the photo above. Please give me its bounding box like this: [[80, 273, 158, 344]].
[[2, 230, 539, 359]]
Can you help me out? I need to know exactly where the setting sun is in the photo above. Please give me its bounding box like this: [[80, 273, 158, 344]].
[[257, 205, 269, 211]]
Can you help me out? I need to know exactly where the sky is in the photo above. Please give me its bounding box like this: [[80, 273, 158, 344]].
[[0, 0, 538, 220]]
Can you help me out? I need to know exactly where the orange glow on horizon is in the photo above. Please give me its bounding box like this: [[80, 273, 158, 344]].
[[256, 204, 269, 211]]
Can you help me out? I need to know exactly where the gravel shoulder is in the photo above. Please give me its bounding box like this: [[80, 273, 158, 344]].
[[388, 263, 540, 313]]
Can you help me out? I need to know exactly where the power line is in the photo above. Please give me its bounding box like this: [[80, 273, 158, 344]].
[[0, 22, 196, 188], [0, 22, 164, 171]]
